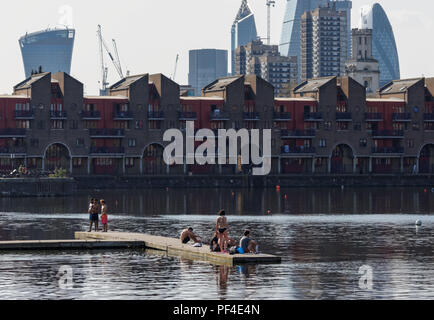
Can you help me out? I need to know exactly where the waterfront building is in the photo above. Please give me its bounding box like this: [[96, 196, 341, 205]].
[[300, 3, 348, 82], [19, 28, 75, 78], [359, 3, 400, 86], [231, 0, 258, 75], [279, 0, 352, 81], [345, 28, 380, 95], [0, 70, 433, 176], [234, 40, 298, 96], [188, 49, 228, 97]]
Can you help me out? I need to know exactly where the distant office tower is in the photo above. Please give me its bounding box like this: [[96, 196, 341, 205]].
[[345, 29, 380, 94], [188, 49, 228, 96], [231, 0, 258, 75], [19, 28, 75, 78], [300, 3, 348, 81], [234, 39, 298, 95], [359, 3, 400, 86], [279, 0, 352, 80]]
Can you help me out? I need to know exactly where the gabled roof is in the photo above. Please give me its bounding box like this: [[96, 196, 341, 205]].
[[203, 75, 243, 93], [379, 78, 423, 94], [110, 74, 147, 91], [294, 77, 336, 94], [14, 72, 50, 90]]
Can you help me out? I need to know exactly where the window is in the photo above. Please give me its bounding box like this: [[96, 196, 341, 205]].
[[70, 120, 78, 130], [76, 138, 85, 147], [319, 139, 327, 148], [125, 158, 135, 168], [407, 139, 414, 148], [51, 120, 64, 129], [149, 121, 161, 130], [324, 121, 332, 130], [360, 138, 367, 147], [353, 122, 361, 131], [412, 122, 420, 131], [16, 120, 30, 129], [84, 121, 98, 129], [135, 120, 143, 129], [114, 121, 129, 129], [30, 139, 39, 147], [73, 158, 83, 168], [128, 139, 136, 147]]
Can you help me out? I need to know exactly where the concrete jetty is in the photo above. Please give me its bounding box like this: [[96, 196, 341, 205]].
[[0, 239, 144, 251], [75, 231, 282, 266]]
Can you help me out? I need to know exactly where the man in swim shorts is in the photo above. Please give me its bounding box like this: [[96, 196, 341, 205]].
[[180, 227, 202, 244]]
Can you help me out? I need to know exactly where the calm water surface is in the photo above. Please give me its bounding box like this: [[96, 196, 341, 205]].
[[0, 187, 433, 300]]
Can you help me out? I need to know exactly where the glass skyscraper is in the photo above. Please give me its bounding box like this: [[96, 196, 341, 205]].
[[231, 0, 258, 75], [279, 0, 352, 81], [360, 3, 400, 86], [188, 49, 228, 96], [19, 28, 75, 78]]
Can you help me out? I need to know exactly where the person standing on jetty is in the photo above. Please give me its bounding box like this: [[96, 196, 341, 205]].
[[216, 210, 230, 253], [88, 198, 100, 232], [100, 199, 108, 233]]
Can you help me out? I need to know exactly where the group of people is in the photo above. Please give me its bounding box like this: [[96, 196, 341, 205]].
[[88, 198, 109, 232], [180, 210, 259, 254]]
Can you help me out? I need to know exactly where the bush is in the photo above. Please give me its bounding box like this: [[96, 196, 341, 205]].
[[49, 168, 68, 178]]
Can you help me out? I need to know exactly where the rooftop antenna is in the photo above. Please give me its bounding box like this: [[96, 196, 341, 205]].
[[266, 0, 276, 45], [172, 54, 179, 81]]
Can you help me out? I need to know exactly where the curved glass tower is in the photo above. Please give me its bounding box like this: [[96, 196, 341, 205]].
[[19, 28, 75, 78], [231, 0, 258, 74], [360, 3, 400, 86]]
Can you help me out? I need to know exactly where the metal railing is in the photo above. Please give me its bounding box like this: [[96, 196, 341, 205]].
[[50, 111, 67, 119], [336, 112, 352, 120], [392, 113, 411, 121], [304, 112, 323, 121], [14, 110, 34, 119], [114, 111, 133, 119], [372, 130, 404, 137], [371, 147, 404, 154], [90, 146, 125, 154], [273, 112, 292, 120], [178, 112, 197, 120], [243, 112, 260, 120], [148, 111, 165, 119], [365, 113, 383, 121], [0, 129, 27, 137], [210, 110, 230, 120], [89, 129, 125, 137], [281, 146, 316, 154], [281, 129, 316, 137], [80, 110, 101, 119]]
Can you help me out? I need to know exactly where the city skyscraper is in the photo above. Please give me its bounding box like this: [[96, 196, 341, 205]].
[[188, 49, 228, 96], [19, 28, 75, 78], [300, 3, 348, 81], [359, 3, 400, 86], [231, 0, 258, 75], [279, 0, 352, 80]]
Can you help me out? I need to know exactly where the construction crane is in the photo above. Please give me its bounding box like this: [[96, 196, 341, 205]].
[[172, 54, 179, 81], [266, 0, 276, 45], [97, 25, 125, 95]]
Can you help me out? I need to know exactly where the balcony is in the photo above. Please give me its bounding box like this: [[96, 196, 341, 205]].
[[50, 111, 67, 119], [392, 113, 411, 122], [210, 110, 230, 121], [336, 112, 352, 121], [372, 130, 404, 138], [281, 129, 316, 138], [0, 146, 27, 154], [90, 146, 125, 155], [243, 112, 260, 121], [15, 110, 34, 119], [304, 112, 323, 121], [273, 112, 292, 121], [114, 111, 133, 120], [372, 147, 404, 154], [424, 113, 434, 122], [89, 129, 125, 138], [281, 146, 316, 155], [148, 111, 165, 120], [0, 129, 27, 137], [81, 110, 101, 120], [178, 112, 197, 120], [365, 113, 383, 121]]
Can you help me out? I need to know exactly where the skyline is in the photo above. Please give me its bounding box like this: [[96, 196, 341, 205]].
[[0, 0, 432, 95]]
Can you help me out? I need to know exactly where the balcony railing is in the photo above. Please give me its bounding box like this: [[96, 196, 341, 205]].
[[424, 113, 434, 121], [89, 129, 125, 137], [372, 147, 404, 154], [304, 112, 323, 121], [281, 129, 316, 138], [273, 112, 292, 121], [81, 110, 101, 119], [392, 113, 411, 121], [281, 146, 316, 154], [114, 111, 133, 119], [336, 112, 352, 121], [0, 129, 27, 137], [148, 111, 165, 120], [365, 113, 383, 121], [90, 146, 125, 154], [210, 110, 230, 121], [50, 111, 67, 119], [0, 146, 27, 154], [372, 130, 404, 138], [243, 112, 260, 120], [178, 112, 197, 120], [15, 110, 34, 119]]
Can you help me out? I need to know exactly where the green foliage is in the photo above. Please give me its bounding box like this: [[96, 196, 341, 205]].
[[49, 168, 68, 178]]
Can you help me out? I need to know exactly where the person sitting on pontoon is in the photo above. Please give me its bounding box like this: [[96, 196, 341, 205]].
[[180, 227, 202, 245]]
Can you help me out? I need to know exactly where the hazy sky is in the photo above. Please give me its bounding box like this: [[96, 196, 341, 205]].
[[0, 0, 432, 95]]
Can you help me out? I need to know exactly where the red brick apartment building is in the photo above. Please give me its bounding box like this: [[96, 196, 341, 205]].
[[0, 71, 433, 176]]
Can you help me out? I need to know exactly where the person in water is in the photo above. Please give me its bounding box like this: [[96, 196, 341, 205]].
[[100, 199, 108, 233], [88, 198, 100, 232], [180, 227, 202, 244], [216, 210, 229, 253]]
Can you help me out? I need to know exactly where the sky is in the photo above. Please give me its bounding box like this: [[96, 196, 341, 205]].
[[0, 0, 432, 95]]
